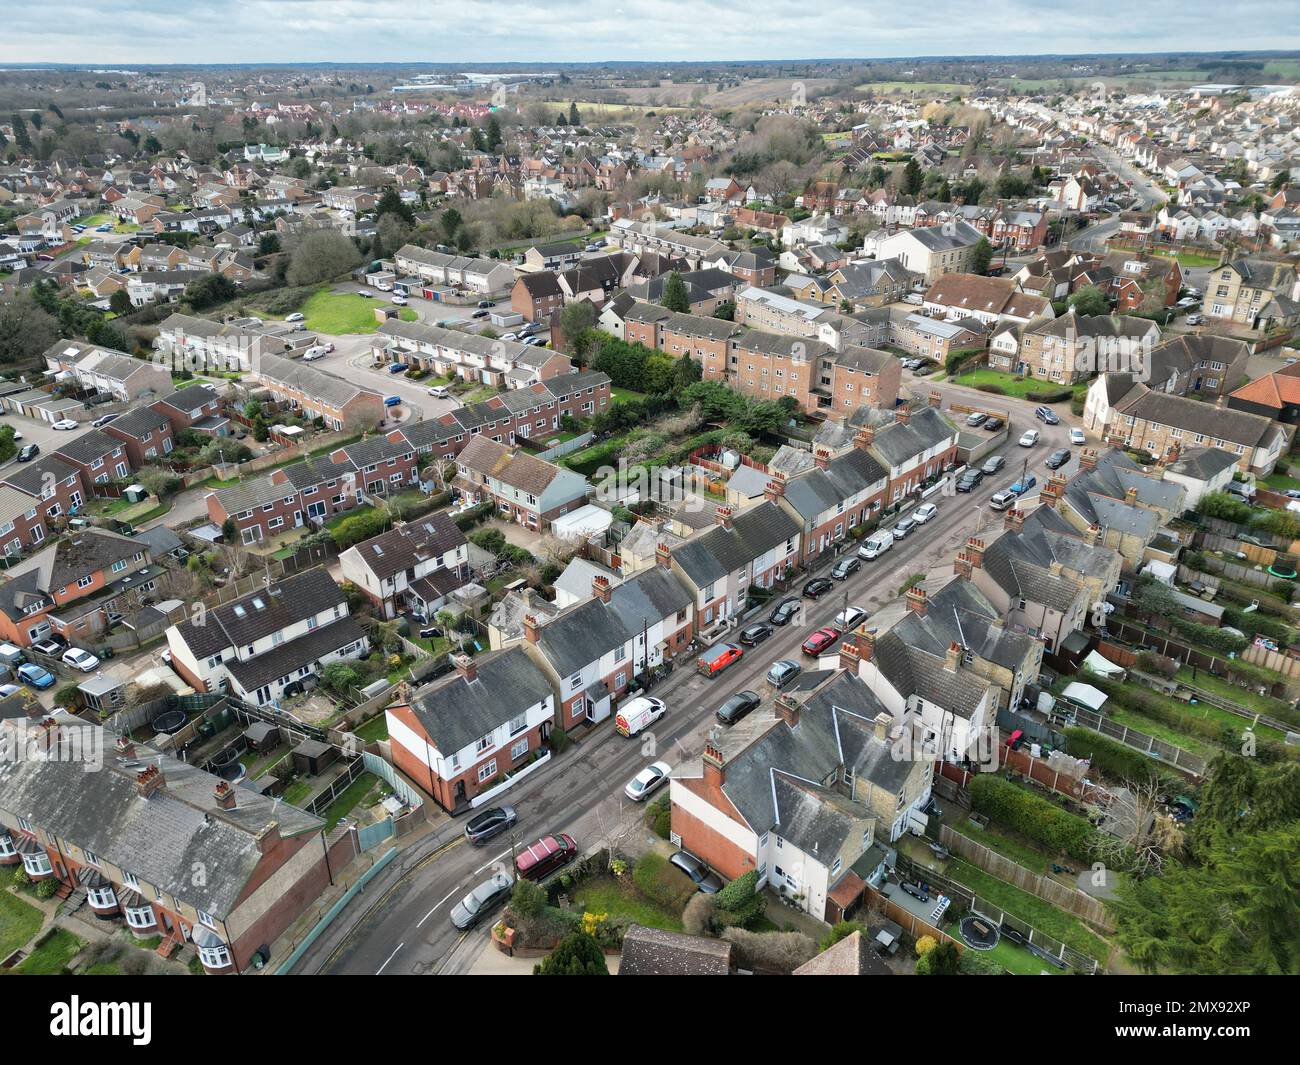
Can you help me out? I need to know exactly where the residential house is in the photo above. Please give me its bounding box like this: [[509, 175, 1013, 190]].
[[337, 513, 469, 620], [454, 437, 589, 532]]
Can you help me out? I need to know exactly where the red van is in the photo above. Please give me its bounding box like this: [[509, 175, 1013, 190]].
[[696, 643, 743, 678], [515, 833, 578, 882]]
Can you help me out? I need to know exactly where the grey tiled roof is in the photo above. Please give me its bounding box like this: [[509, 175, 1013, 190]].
[[673, 501, 800, 589]]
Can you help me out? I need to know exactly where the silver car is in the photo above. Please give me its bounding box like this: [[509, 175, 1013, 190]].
[[450, 871, 514, 930]]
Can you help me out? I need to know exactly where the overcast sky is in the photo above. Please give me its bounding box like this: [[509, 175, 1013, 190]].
[[3, 1, 1298, 66]]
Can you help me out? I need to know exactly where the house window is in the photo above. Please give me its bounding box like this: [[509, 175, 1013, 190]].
[[22, 849, 52, 876], [511, 737, 529, 760], [122, 871, 140, 891], [198, 910, 217, 930], [83, 849, 100, 867], [477, 759, 497, 783], [198, 943, 232, 969], [508, 712, 528, 736], [88, 885, 118, 909], [125, 905, 157, 930]]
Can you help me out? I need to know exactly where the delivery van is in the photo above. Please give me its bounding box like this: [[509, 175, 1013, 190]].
[[857, 530, 894, 561], [614, 696, 666, 737], [696, 643, 743, 678]]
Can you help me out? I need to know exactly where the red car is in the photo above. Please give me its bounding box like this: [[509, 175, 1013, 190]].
[[801, 627, 840, 656]]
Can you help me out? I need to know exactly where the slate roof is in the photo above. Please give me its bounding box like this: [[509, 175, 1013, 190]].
[[0, 715, 322, 920], [224, 614, 366, 692], [618, 925, 733, 975], [873, 631, 991, 720], [672, 501, 801, 588], [104, 405, 170, 439], [782, 448, 888, 522], [868, 406, 958, 470], [52, 428, 124, 467], [256, 352, 381, 409], [345, 513, 466, 582], [406, 646, 553, 755]]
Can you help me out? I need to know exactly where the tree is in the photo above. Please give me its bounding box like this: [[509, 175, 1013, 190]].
[[971, 237, 994, 276], [375, 187, 415, 227], [1068, 284, 1110, 318], [109, 289, 133, 316], [916, 940, 960, 974], [533, 931, 609, 975], [0, 291, 60, 364], [672, 352, 701, 393], [661, 270, 690, 313], [819, 920, 865, 951], [182, 274, 238, 311], [569, 102, 581, 126], [484, 115, 503, 150], [901, 157, 923, 196], [440, 207, 462, 243], [286, 230, 362, 286], [509, 878, 547, 920], [1107, 822, 1300, 974], [559, 301, 596, 345]]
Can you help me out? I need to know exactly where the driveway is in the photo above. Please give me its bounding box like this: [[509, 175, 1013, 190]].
[[0, 414, 95, 477]]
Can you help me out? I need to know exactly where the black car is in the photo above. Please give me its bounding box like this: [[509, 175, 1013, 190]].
[[1045, 448, 1071, 470], [669, 850, 724, 893], [716, 690, 761, 725], [463, 804, 517, 845], [16, 444, 39, 462], [980, 455, 1005, 476], [982, 417, 1005, 432], [739, 623, 773, 646], [802, 577, 834, 599], [955, 469, 983, 493], [831, 556, 860, 580], [769, 598, 801, 626]]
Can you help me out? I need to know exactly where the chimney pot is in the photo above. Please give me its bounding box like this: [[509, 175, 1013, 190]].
[[455, 653, 477, 682], [655, 542, 672, 569], [928, 390, 942, 409], [853, 427, 875, 450], [214, 780, 237, 810], [764, 479, 785, 502], [945, 641, 963, 672], [135, 764, 165, 799], [715, 506, 734, 529], [812, 448, 830, 471], [858, 627, 877, 663], [905, 585, 928, 616], [1004, 507, 1025, 533], [874, 711, 892, 743], [702, 741, 726, 787], [592, 575, 612, 603], [965, 537, 986, 568], [776, 693, 801, 729], [114, 735, 135, 759], [522, 613, 540, 644]]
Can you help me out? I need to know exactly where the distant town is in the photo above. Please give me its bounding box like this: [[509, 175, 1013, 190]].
[[0, 45, 1298, 985]]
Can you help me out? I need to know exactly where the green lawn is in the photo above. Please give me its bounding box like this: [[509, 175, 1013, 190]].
[[1176, 667, 1295, 720], [610, 387, 647, 405], [572, 877, 684, 932], [948, 920, 1065, 975], [14, 928, 84, 975], [942, 857, 1108, 960], [354, 715, 390, 743], [953, 369, 1061, 399], [320, 772, 388, 831], [957, 817, 1052, 873], [1261, 471, 1300, 492], [0, 891, 44, 961], [299, 290, 418, 334]]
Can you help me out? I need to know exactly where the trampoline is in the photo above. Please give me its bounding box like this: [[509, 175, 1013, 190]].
[[151, 710, 187, 735], [958, 915, 1000, 950]]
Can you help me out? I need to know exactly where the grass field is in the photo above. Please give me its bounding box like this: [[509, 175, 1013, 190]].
[[0, 891, 43, 962], [572, 877, 684, 932], [299, 290, 417, 334], [948, 919, 1066, 975], [855, 81, 971, 95], [953, 369, 1056, 399], [13, 928, 84, 975]]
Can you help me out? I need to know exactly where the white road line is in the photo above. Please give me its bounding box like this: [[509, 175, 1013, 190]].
[[376, 942, 404, 974], [475, 848, 510, 875]]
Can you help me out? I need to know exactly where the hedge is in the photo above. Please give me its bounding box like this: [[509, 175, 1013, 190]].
[[1025, 388, 1072, 403], [453, 501, 495, 531], [968, 775, 1096, 863], [631, 852, 698, 913], [1063, 727, 1161, 786]]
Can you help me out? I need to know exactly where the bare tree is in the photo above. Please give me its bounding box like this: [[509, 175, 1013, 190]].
[[1092, 778, 1183, 877]]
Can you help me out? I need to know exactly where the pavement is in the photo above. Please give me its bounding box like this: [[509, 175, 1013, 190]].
[[289, 378, 1083, 977]]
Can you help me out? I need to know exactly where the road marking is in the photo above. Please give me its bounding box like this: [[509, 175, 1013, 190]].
[[475, 848, 511, 875], [376, 943, 404, 975]]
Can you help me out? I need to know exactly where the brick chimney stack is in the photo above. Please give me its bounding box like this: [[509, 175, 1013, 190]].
[[702, 741, 726, 788], [1088, 523, 1104, 546], [928, 390, 942, 409], [522, 613, 540, 644], [214, 780, 237, 810], [954, 552, 974, 581], [714, 506, 734, 530], [945, 641, 963, 672], [1041, 474, 1067, 509], [764, 479, 785, 503], [1079, 448, 1100, 472], [874, 711, 892, 743], [135, 764, 165, 800], [965, 537, 986, 569], [592, 575, 613, 604], [838, 636, 861, 674], [455, 653, 478, 682], [114, 735, 135, 759], [655, 542, 672, 569], [852, 427, 875, 450], [776, 693, 801, 729], [894, 407, 911, 426], [812, 447, 830, 471], [905, 585, 928, 617], [858, 627, 877, 663], [1124, 485, 1138, 506], [1004, 507, 1026, 534], [35, 717, 59, 754]]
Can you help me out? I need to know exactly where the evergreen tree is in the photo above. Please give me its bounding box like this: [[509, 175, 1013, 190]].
[[533, 932, 608, 975], [661, 270, 690, 313]]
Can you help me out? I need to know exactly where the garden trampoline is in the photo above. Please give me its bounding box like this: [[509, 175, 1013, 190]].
[[958, 915, 1000, 950]]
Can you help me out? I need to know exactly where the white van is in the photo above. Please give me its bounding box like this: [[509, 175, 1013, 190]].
[[858, 530, 895, 560], [302, 346, 330, 361], [614, 696, 666, 738]]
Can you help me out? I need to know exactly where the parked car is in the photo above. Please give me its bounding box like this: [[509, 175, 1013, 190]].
[[428, 385, 451, 399], [989, 489, 1017, 511], [767, 659, 802, 688], [1010, 474, 1038, 495], [391, 295, 409, 306], [1045, 448, 1071, 470], [1186, 314, 1203, 326], [912, 502, 939, 524], [471, 309, 490, 319], [965, 412, 988, 428], [1018, 428, 1040, 447], [0, 684, 19, 698], [17, 444, 39, 462], [29, 637, 66, 658], [383, 396, 401, 408], [91, 413, 119, 428], [16, 663, 55, 689], [285, 312, 306, 323], [1069, 427, 1086, 446], [769, 598, 801, 626], [697, 644, 743, 678], [802, 627, 840, 656], [858, 530, 895, 560], [51, 419, 78, 430], [892, 517, 916, 539], [387, 361, 408, 374], [739, 623, 773, 647], [982, 417, 1004, 432], [802, 577, 833, 599], [831, 556, 860, 580], [716, 690, 761, 726], [614, 695, 667, 736], [1033, 406, 1060, 425], [61, 647, 101, 672], [515, 834, 578, 882], [301, 346, 330, 361], [463, 804, 517, 845], [450, 871, 514, 929], [956, 469, 984, 493], [670, 851, 724, 893], [624, 761, 671, 802], [834, 605, 867, 632], [980, 455, 1004, 476], [1177, 296, 1200, 308], [477, 300, 495, 309]]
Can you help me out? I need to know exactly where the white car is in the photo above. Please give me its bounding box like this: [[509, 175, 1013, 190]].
[[301, 346, 330, 361], [912, 502, 939, 524], [834, 605, 867, 632], [391, 295, 408, 306], [284, 312, 305, 323], [428, 385, 450, 398], [61, 647, 101, 672], [624, 761, 672, 802], [1069, 427, 1086, 446], [1018, 429, 1039, 447], [51, 419, 79, 430]]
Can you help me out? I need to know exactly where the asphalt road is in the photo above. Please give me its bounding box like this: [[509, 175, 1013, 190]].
[[297, 379, 1078, 976]]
